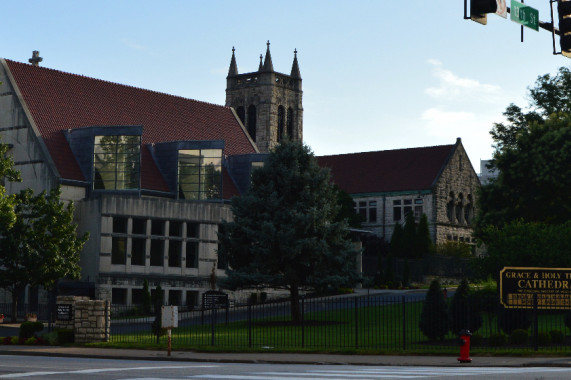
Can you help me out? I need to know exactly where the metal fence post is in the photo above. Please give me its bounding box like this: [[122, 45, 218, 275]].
[[211, 307, 216, 346], [355, 297, 359, 349], [248, 303, 252, 348], [402, 295, 406, 351], [301, 296, 305, 348], [533, 293, 538, 351]]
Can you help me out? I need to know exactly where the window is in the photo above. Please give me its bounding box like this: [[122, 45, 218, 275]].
[[414, 198, 423, 220], [131, 238, 146, 266], [368, 201, 377, 223], [168, 240, 182, 267], [113, 217, 128, 234], [403, 199, 412, 218], [186, 222, 199, 239], [111, 237, 127, 265], [151, 219, 164, 236], [112, 288, 127, 305], [287, 108, 294, 138], [236, 106, 245, 125], [132, 218, 147, 235], [169, 221, 182, 237], [277, 105, 285, 141], [150, 239, 164, 266], [186, 241, 199, 268], [247, 105, 256, 142], [93, 135, 140, 190], [357, 201, 367, 220], [131, 289, 144, 305], [168, 290, 182, 306], [186, 291, 199, 308], [393, 200, 402, 221], [178, 149, 222, 200]]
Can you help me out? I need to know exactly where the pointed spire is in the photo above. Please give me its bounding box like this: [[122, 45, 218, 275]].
[[262, 40, 274, 72], [290, 48, 301, 79], [258, 54, 263, 71], [228, 46, 238, 77]]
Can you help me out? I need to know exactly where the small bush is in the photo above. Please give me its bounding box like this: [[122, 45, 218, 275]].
[[488, 332, 507, 347], [56, 329, 74, 344], [550, 330, 564, 344], [3, 336, 12, 345], [509, 329, 528, 345], [10, 336, 19, 345], [24, 337, 37, 345], [39, 331, 59, 345], [498, 308, 531, 334], [19, 321, 44, 339], [537, 331, 552, 346]]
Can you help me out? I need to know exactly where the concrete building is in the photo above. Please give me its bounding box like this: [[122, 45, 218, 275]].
[[0, 48, 281, 307]]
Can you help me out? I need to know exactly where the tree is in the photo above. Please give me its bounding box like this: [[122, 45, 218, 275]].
[[0, 187, 89, 322], [389, 222, 405, 258], [419, 279, 450, 341], [477, 67, 571, 233], [415, 214, 434, 257], [218, 140, 360, 323], [449, 278, 482, 335], [142, 280, 152, 315], [402, 211, 416, 258], [0, 138, 22, 228], [333, 185, 362, 228]]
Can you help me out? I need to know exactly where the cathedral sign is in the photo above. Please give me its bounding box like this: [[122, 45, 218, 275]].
[[500, 267, 571, 310]]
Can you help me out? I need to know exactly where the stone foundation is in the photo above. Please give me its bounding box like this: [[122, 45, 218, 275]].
[[56, 296, 110, 343]]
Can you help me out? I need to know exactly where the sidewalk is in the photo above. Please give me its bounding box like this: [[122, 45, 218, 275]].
[[1, 345, 571, 367]]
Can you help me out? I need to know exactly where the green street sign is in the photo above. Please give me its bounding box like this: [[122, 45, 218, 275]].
[[510, 0, 539, 31]]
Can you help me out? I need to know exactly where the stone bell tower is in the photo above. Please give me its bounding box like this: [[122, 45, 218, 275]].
[[225, 41, 303, 153]]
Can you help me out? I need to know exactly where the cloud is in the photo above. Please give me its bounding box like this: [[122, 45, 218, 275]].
[[121, 38, 148, 52], [425, 60, 502, 103]]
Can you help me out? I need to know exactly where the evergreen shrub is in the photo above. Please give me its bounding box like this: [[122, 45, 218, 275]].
[[508, 329, 528, 345], [419, 279, 450, 340]]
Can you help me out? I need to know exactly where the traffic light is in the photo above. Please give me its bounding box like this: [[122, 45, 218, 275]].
[[470, 0, 498, 25], [559, 0, 571, 57]]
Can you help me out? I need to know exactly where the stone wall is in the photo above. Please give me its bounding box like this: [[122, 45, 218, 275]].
[[56, 296, 110, 343]]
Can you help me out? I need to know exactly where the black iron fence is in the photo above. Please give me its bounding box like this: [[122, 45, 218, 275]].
[[0, 303, 51, 322], [108, 292, 571, 352]]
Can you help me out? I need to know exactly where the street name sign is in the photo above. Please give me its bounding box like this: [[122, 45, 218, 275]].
[[510, 0, 539, 31], [500, 267, 571, 309]]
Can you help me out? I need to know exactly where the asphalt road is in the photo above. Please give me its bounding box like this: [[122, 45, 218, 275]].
[[1, 354, 571, 380]]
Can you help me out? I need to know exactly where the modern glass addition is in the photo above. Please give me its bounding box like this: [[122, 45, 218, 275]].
[[93, 135, 141, 190], [178, 149, 222, 200]]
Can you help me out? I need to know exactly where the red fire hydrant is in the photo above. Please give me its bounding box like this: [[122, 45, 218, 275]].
[[457, 329, 472, 363]]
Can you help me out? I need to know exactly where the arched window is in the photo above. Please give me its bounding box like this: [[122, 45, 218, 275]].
[[447, 192, 455, 223], [236, 106, 245, 125], [247, 105, 257, 142], [456, 193, 464, 224], [287, 108, 294, 139], [465, 194, 474, 225], [277, 106, 285, 142]]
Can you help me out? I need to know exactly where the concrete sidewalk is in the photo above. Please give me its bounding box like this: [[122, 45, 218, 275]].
[[1, 345, 571, 367]]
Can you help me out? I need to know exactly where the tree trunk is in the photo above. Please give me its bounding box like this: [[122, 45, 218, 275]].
[[10, 287, 23, 323], [290, 285, 301, 324]]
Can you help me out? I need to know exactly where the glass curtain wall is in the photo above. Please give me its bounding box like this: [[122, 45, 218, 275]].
[[93, 135, 141, 190], [178, 149, 222, 200]]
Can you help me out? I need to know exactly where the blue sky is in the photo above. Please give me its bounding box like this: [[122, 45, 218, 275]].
[[2, 1, 566, 172]]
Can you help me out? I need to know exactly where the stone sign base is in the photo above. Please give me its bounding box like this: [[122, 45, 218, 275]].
[[56, 296, 110, 343]]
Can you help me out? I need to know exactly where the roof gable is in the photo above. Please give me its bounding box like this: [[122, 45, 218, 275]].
[[317, 144, 457, 195], [4, 60, 256, 192]]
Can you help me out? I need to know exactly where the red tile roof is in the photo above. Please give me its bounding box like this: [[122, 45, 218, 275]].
[[317, 144, 457, 195], [4, 59, 257, 194]]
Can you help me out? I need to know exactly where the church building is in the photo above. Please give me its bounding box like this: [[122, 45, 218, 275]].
[[0, 44, 478, 308]]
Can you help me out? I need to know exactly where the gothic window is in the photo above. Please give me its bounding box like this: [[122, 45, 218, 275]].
[[93, 135, 140, 190], [447, 192, 455, 223], [456, 193, 464, 224], [287, 108, 294, 138], [464, 194, 474, 225], [236, 106, 245, 125], [277, 105, 285, 142], [178, 149, 222, 200], [247, 105, 257, 142]]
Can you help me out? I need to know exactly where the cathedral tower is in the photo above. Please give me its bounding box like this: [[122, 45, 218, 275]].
[[225, 41, 303, 153]]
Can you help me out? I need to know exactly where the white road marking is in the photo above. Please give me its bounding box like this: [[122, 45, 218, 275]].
[[0, 365, 218, 378]]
